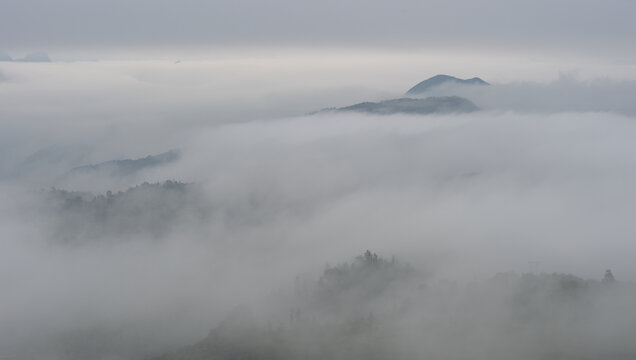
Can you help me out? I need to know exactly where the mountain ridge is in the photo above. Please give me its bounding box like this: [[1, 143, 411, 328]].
[[63, 150, 180, 178], [334, 96, 479, 115], [406, 74, 488, 95]]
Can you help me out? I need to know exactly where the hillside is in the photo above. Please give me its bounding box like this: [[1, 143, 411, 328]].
[[336, 96, 478, 115], [406, 74, 489, 95], [148, 252, 636, 360]]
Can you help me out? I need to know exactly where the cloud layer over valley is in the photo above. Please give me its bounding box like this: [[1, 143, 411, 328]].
[[2, 57, 636, 359]]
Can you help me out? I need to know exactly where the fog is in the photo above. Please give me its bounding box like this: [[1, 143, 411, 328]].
[[2, 56, 636, 359]]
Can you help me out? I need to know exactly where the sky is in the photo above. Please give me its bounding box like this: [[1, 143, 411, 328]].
[[2, 0, 636, 61]]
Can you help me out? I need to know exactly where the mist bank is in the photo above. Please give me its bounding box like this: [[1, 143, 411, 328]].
[[3, 108, 636, 358], [5, 59, 636, 190], [3, 59, 636, 359]]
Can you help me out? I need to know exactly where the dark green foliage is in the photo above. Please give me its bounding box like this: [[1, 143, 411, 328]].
[[149, 256, 636, 360], [315, 250, 413, 316], [39, 180, 209, 243], [149, 252, 413, 360]]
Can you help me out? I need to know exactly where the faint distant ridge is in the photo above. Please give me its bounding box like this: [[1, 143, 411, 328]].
[[42, 180, 205, 243], [0, 50, 12, 61], [0, 51, 51, 62], [20, 51, 52, 62], [65, 150, 180, 178], [406, 74, 489, 95], [336, 96, 479, 115]]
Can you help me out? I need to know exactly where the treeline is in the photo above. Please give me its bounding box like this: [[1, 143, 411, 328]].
[[150, 251, 413, 360], [36, 181, 210, 242], [149, 251, 636, 360]]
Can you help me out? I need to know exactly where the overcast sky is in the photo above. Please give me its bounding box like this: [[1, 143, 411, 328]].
[[2, 0, 636, 59]]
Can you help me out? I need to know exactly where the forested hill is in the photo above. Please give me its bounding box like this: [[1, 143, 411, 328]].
[[35, 181, 209, 242], [149, 251, 636, 360]]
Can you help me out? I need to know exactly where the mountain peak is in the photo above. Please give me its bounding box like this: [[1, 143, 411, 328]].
[[406, 74, 488, 95], [0, 50, 12, 61], [20, 51, 52, 62], [1, 51, 52, 62]]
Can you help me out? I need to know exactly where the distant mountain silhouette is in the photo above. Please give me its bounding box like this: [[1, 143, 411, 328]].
[[64, 150, 180, 178], [406, 75, 488, 95], [19, 52, 52, 62], [0, 50, 12, 61], [335, 96, 479, 115], [0, 51, 51, 62]]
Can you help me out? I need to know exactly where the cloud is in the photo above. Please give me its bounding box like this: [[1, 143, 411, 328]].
[[3, 58, 636, 359], [4, 108, 636, 356]]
